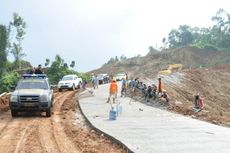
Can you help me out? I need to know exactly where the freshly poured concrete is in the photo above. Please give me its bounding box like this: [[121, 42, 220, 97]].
[[79, 83, 230, 153]]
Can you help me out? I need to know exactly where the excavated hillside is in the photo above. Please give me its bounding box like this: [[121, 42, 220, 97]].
[[91, 47, 230, 127], [91, 47, 230, 79], [164, 66, 230, 127]]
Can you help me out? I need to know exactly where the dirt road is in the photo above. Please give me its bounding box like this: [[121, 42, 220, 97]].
[[0, 91, 127, 153]]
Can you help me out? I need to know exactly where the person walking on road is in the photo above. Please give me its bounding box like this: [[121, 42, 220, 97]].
[[92, 74, 98, 89], [107, 79, 118, 104], [120, 78, 127, 97]]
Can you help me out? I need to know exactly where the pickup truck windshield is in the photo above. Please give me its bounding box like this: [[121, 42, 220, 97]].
[[62, 76, 74, 81], [17, 79, 49, 89]]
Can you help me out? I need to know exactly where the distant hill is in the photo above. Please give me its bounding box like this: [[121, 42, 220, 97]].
[[90, 47, 230, 79]]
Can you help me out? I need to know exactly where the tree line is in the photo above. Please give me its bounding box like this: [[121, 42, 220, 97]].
[[162, 8, 230, 50]]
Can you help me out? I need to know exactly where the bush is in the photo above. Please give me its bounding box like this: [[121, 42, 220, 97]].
[[191, 43, 218, 51], [0, 72, 20, 93], [78, 73, 91, 82]]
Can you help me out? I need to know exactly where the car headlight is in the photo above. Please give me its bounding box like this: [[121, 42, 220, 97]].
[[10, 95, 18, 102], [40, 95, 49, 102]]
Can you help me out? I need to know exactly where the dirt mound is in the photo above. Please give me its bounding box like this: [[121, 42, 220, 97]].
[[164, 66, 230, 127], [0, 94, 10, 112]]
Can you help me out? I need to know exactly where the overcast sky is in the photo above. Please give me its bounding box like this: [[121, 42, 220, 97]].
[[1, 0, 230, 72]]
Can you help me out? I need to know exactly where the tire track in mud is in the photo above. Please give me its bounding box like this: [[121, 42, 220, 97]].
[[13, 119, 45, 153], [33, 90, 80, 153], [0, 91, 79, 153], [0, 89, 126, 153], [0, 117, 41, 153], [0, 113, 13, 137], [50, 91, 81, 153], [34, 91, 75, 153]]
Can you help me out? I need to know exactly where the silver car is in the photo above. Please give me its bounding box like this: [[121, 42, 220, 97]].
[[9, 74, 54, 117]]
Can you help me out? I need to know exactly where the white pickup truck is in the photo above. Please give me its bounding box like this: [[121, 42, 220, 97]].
[[58, 74, 82, 92]]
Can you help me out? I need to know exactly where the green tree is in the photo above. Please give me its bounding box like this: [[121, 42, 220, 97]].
[[115, 56, 119, 61], [120, 54, 127, 61], [9, 13, 26, 69], [148, 46, 158, 55], [46, 55, 77, 84], [168, 25, 194, 47], [64, 63, 68, 68], [163, 8, 230, 50], [107, 57, 115, 64], [0, 25, 8, 77], [161, 37, 168, 49], [0, 71, 20, 93], [211, 8, 230, 48], [45, 58, 50, 67], [70, 61, 75, 68]]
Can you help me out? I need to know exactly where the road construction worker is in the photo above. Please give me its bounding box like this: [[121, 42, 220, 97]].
[[107, 79, 118, 104], [161, 90, 169, 102], [158, 77, 163, 96], [194, 93, 204, 109], [120, 78, 127, 97]]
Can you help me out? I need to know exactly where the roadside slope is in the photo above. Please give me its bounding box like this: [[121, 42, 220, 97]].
[[163, 66, 230, 127]]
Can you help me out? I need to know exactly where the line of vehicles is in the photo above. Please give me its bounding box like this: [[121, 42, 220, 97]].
[[95, 73, 127, 84], [9, 74, 83, 117], [9, 72, 126, 117]]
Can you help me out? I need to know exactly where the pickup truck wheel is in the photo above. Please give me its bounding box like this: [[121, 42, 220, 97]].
[[46, 108, 51, 117], [78, 82, 82, 89], [11, 110, 18, 117], [72, 84, 75, 90]]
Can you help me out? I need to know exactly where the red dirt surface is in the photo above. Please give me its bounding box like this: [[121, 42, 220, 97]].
[[0, 90, 127, 153], [0, 94, 10, 112]]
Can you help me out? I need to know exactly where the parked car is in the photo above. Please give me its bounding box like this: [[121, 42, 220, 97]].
[[58, 74, 82, 92], [115, 73, 126, 81], [9, 74, 54, 117], [97, 73, 109, 84]]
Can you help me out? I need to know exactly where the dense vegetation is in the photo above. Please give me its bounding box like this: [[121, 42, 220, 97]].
[[45, 55, 90, 84], [163, 9, 230, 50]]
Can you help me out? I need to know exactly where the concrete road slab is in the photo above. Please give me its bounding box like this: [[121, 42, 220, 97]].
[[79, 83, 230, 153]]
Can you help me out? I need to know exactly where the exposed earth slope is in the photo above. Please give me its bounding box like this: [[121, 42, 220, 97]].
[[91, 47, 230, 127], [91, 47, 230, 78], [164, 66, 230, 127]]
